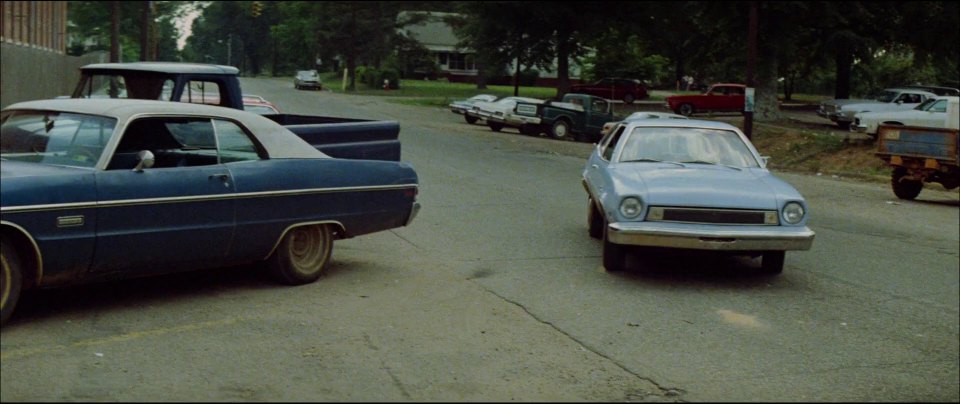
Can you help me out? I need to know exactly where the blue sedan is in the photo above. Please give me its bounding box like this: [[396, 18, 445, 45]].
[[0, 99, 420, 325], [582, 119, 815, 273]]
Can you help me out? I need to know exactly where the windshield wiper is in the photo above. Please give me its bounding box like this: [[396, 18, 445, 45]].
[[620, 158, 685, 167], [679, 160, 742, 171]]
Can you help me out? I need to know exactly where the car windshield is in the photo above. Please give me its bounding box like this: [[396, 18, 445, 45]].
[[617, 127, 760, 168], [298, 71, 319, 79], [0, 110, 117, 168], [914, 98, 939, 111]]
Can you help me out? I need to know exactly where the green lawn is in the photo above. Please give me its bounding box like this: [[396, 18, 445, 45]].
[[318, 72, 825, 107]]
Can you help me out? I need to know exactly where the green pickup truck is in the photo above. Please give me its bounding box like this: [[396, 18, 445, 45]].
[[513, 93, 621, 142]]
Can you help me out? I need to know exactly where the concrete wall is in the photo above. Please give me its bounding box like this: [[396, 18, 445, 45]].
[[0, 43, 106, 108]]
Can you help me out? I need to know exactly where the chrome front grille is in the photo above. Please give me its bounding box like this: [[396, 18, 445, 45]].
[[646, 206, 778, 225]]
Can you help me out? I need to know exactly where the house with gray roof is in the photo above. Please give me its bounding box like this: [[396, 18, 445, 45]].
[[397, 11, 583, 86]]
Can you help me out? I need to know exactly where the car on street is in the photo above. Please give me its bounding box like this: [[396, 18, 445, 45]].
[[852, 96, 958, 138], [0, 98, 421, 326], [294, 70, 323, 90], [466, 96, 545, 132], [582, 119, 815, 273], [571, 78, 648, 104], [664, 83, 746, 117], [449, 94, 498, 124], [599, 111, 689, 137], [816, 87, 937, 129]]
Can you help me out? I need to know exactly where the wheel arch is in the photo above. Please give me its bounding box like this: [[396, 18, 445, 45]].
[[0, 221, 42, 289], [263, 220, 346, 260]]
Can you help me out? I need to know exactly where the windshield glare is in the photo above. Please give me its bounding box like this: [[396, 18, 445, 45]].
[[618, 127, 760, 168], [1, 110, 116, 168]]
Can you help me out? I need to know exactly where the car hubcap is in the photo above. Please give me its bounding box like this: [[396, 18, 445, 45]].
[[288, 227, 325, 273], [555, 124, 567, 138]]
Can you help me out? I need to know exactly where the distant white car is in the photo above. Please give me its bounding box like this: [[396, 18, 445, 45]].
[[852, 96, 958, 138], [467, 96, 545, 134], [600, 111, 689, 136], [449, 94, 498, 124], [816, 87, 937, 129]]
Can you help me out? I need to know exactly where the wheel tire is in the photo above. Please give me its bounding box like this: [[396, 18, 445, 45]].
[[550, 119, 572, 140], [295, 84, 300, 90], [488, 122, 504, 132], [465, 115, 479, 124], [602, 223, 627, 272], [623, 93, 635, 104], [268, 224, 333, 285], [891, 167, 923, 200], [587, 198, 603, 239], [678, 103, 695, 117], [1, 237, 24, 326], [760, 251, 785, 275]]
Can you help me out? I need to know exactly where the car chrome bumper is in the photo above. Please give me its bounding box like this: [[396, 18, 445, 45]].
[[405, 202, 421, 226], [607, 221, 815, 251]]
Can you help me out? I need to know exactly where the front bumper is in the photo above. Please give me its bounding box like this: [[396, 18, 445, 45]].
[[607, 221, 815, 251], [816, 109, 853, 123]]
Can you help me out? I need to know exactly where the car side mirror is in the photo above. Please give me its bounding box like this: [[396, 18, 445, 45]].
[[760, 155, 771, 166], [133, 150, 155, 172]]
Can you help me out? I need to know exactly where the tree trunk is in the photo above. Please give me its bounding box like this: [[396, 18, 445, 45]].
[[140, 1, 150, 61], [834, 51, 852, 99], [555, 28, 571, 98], [755, 54, 781, 122], [110, 1, 120, 63], [476, 57, 487, 90], [347, 55, 357, 91]]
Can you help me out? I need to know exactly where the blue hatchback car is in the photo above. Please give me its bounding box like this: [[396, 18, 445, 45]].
[[582, 119, 815, 273]]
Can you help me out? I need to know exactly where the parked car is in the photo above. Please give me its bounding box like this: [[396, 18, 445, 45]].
[[571, 78, 648, 104], [600, 111, 689, 137], [816, 87, 937, 129], [466, 96, 545, 133], [664, 83, 746, 117], [294, 70, 323, 90], [243, 94, 268, 102], [449, 94, 498, 124], [511, 93, 620, 142], [852, 96, 958, 138], [244, 98, 282, 115], [581, 119, 815, 273], [0, 98, 421, 325]]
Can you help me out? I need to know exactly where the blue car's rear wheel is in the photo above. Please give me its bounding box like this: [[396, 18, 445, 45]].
[[269, 224, 333, 285], [1, 237, 23, 326]]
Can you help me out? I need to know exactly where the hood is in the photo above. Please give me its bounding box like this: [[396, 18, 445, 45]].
[[609, 164, 794, 210]]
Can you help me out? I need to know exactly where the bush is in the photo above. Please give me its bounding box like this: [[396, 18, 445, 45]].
[[379, 68, 401, 89]]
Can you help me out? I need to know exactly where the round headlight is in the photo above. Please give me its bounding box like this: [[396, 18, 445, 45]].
[[619, 197, 643, 218], [782, 202, 805, 224]]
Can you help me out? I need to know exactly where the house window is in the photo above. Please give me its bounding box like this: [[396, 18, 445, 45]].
[[437, 52, 448, 66], [447, 53, 475, 70]]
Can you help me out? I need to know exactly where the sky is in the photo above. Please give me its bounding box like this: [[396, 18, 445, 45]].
[[174, 5, 202, 50]]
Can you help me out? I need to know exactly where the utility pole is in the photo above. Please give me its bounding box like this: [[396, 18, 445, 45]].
[[744, 1, 758, 140], [227, 33, 232, 66], [110, 1, 120, 63], [140, 1, 151, 61]]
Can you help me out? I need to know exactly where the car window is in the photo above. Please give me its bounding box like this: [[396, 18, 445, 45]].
[[1, 110, 116, 168], [110, 117, 218, 170], [592, 98, 609, 113], [876, 90, 898, 103], [214, 119, 263, 163], [601, 125, 626, 161], [927, 99, 948, 113], [180, 80, 223, 106], [618, 127, 760, 168], [914, 98, 938, 110]]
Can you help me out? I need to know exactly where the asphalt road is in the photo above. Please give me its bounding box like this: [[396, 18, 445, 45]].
[[1, 78, 957, 402]]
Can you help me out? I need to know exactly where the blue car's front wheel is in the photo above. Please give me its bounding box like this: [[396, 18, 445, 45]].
[[269, 224, 333, 285]]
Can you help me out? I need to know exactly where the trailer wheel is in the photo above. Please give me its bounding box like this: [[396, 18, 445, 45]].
[[891, 167, 923, 200]]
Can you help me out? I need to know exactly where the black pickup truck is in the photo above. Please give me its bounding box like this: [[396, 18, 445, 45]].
[[70, 62, 401, 162]]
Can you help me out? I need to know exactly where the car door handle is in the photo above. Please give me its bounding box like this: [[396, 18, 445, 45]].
[[209, 173, 229, 181]]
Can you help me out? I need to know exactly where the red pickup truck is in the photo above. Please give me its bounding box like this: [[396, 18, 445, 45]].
[[665, 83, 746, 116]]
